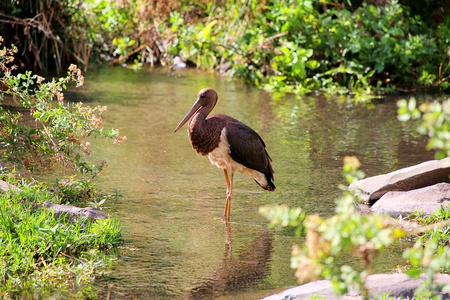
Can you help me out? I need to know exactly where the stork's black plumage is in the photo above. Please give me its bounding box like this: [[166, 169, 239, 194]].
[[174, 88, 275, 221]]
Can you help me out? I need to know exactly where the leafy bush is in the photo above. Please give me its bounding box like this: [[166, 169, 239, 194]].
[[78, 0, 140, 64], [0, 37, 124, 298], [162, 0, 450, 94], [259, 96, 450, 298], [260, 156, 450, 299], [0, 37, 126, 178]]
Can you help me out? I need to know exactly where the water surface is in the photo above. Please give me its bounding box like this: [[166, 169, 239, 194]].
[[76, 66, 437, 299]]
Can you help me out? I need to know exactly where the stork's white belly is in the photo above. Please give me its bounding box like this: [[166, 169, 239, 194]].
[[207, 128, 268, 187]]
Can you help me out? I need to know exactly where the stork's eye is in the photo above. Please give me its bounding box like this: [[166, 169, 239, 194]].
[[200, 93, 206, 98]]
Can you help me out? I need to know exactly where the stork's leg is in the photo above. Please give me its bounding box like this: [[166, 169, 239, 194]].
[[228, 171, 234, 218], [223, 169, 233, 221]]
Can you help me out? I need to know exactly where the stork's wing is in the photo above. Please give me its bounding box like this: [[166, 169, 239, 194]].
[[225, 121, 273, 178]]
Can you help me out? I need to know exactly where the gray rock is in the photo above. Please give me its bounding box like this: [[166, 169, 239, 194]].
[[0, 180, 107, 222], [173, 56, 186, 68], [349, 158, 450, 203], [34, 201, 108, 222], [264, 273, 450, 300], [371, 183, 450, 216], [0, 180, 22, 193]]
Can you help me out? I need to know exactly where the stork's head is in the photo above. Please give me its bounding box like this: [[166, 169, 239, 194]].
[[173, 88, 218, 133]]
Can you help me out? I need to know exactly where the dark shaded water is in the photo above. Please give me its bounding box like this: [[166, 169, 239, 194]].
[[75, 66, 437, 299]]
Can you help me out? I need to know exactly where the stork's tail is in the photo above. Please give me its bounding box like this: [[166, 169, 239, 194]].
[[255, 173, 275, 191], [264, 180, 276, 191]]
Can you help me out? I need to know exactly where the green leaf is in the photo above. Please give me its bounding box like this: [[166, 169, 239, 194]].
[[304, 49, 313, 58], [306, 60, 319, 70], [407, 98, 417, 112], [406, 268, 421, 278], [281, 22, 290, 32], [375, 62, 384, 73]]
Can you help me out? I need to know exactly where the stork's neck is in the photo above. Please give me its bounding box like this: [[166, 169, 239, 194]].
[[189, 103, 214, 131], [189, 110, 207, 135], [188, 105, 221, 156], [199, 101, 215, 116]]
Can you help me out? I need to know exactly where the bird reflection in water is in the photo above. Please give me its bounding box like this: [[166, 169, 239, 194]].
[[188, 223, 274, 299]]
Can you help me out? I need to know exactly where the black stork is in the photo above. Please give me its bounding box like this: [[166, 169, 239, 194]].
[[173, 88, 275, 221]]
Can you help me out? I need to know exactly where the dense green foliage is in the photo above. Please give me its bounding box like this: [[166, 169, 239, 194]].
[[0, 178, 122, 298], [166, 0, 450, 94], [2, 0, 449, 94]]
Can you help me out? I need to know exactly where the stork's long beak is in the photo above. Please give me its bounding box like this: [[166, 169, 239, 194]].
[[173, 99, 202, 133]]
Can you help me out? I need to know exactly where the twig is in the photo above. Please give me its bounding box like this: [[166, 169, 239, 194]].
[[0, 13, 41, 29], [60, 252, 85, 264], [111, 43, 148, 64], [106, 283, 114, 300], [406, 219, 450, 237], [263, 31, 289, 44], [41, 124, 73, 169]]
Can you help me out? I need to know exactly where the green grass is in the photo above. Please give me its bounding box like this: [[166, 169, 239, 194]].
[[0, 178, 122, 299], [412, 206, 450, 246]]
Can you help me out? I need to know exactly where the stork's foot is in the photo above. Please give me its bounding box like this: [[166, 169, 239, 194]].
[[213, 216, 231, 223]]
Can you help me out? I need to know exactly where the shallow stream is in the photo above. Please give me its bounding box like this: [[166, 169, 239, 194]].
[[74, 66, 437, 299]]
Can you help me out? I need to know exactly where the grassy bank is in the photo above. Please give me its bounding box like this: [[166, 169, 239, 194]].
[[0, 177, 122, 299], [0, 38, 125, 298]]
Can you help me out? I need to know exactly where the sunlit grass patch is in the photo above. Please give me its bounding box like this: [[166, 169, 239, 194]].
[[412, 206, 450, 246], [0, 179, 122, 299]]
